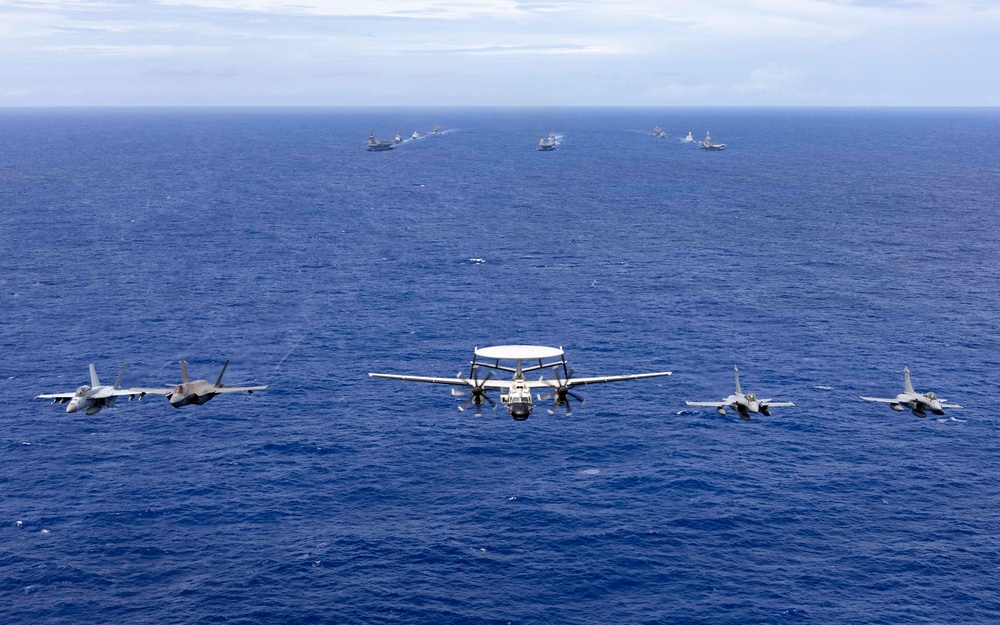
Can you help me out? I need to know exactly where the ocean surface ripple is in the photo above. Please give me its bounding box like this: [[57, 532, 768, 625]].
[[2, 108, 999, 624]]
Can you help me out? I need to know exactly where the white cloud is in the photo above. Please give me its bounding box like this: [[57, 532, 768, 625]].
[[150, 0, 525, 19], [736, 63, 808, 94], [393, 42, 630, 55]]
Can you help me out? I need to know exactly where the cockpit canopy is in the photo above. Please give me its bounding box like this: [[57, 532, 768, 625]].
[[926, 391, 937, 400], [74, 386, 91, 397], [746, 393, 756, 401]]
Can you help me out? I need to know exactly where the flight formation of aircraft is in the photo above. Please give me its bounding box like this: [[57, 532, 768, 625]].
[[35, 360, 267, 414], [369, 345, 964, 421], [35, 347, 964, 421]]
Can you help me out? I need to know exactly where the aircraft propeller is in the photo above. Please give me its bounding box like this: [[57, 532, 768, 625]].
[[537, 369, 585, 415], [452, 368, 496, 416]]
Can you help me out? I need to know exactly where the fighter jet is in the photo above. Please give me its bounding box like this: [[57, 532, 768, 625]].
[[686, 366, 794, 420], [860, 367, 962, 417], [36, 363, 139, 415], [133, 360, 267, 408]]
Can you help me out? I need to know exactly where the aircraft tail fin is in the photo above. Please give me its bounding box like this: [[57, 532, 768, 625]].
[[89, 364, 101, 388], [215, 360, 230, 387], [113, 363, 127, 389], [734, 366, 742, 395], [904, 367, 914, 394], [179, 360, 191, 384]]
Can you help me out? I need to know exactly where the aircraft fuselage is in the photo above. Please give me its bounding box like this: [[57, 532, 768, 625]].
[[895, 393, 945, 416], [66, 386, 117, 415], [167, 381, 219, 408], [502, 379, 534, 420]]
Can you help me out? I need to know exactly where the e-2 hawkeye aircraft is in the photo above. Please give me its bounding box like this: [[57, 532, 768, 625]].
[[369, 345, 672, 420], [860, 367, 962, 417], [132, 360, 267, 408], [686, 366, 795, 420], [35, 363, 141, 415]]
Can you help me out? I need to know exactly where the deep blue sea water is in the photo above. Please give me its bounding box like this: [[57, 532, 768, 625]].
[[2, 107, 1000, 624]]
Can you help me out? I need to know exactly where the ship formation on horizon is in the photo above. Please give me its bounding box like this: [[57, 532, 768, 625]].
[[366, 124, 729, 152]]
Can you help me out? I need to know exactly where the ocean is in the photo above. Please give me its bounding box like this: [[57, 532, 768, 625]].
[[1, 107, 999, 624]]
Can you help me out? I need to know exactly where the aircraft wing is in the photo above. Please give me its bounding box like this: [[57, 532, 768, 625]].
[[90, 387, 142, 399], [860, 396, 898, 403], [216, 386, 268, 394], [527, 371, 672, 389], [941, 403, 964, 409], [763, 401, 795, 407], [369, 373, 508, 389], [35, 392, 76, 399], [685, 401, 727, 407], [130, 387, 172, 395]]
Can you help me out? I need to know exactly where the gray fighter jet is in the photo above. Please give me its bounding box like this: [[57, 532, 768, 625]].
[[134, 360, 267, 408], [686, 366, 794, 420], [36, 363, 139, 415], [860, 367, 962, 417]]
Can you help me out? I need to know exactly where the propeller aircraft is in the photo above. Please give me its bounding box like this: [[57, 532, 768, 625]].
[[133, 360, 267, 408], [860, 367, 962, 417], [369, 345, 672, 420], [36, 363, 140, 415], [686, 366, 795, 420]]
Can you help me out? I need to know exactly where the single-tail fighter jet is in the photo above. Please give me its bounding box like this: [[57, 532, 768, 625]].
[[686, 366, 794, 420], [133, 360, 267, 408], [36, 363, 140, 415], [370, 345, 671, 420], [860, 367, 962, 417]]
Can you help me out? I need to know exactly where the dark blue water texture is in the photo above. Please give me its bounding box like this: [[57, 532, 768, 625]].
[[2, 107, 999, 624]]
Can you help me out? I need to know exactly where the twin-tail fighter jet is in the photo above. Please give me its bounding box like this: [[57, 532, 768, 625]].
[[369, 345, 672, 420], [686, 366, 795, 420], [35, 363, 140, 415], [860, 367, 962, 417], [133, 360, 267, 408]]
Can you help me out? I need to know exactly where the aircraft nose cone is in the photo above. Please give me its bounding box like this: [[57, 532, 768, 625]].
[[66, 402, 79, 413]]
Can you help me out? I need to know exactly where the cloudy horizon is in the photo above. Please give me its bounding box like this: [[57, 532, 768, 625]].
[[2, 0, 999, 106]]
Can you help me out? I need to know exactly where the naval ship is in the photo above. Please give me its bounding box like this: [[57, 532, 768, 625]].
[[366, 131, 395, 152], [430, 124, 444, 135], [538, 132, 557, 151], [653, 125, 666, 138], [699, 131, 726, 151]]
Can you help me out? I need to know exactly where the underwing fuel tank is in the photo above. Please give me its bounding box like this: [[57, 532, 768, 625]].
[[890, 403, 905, 412]]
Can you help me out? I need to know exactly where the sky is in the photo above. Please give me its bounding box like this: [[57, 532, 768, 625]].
[[1, 0, 999, 106]]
